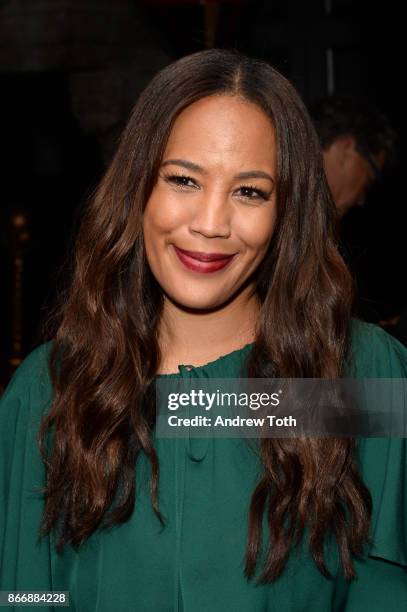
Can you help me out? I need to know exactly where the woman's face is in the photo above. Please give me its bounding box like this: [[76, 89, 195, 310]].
[[143, 94, 278, 310]]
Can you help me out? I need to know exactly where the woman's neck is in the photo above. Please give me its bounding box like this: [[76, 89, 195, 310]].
[[157, 285, 260, 373]]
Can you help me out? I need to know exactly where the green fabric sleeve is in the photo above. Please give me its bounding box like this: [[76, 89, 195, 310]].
[[339, 320, 407, 610], [0, 343, 54, 609]]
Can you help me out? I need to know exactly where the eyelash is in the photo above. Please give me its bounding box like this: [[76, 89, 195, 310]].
[[162, 173, 270, 201]]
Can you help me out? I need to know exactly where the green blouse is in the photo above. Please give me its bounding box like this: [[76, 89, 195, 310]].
[[0, 318, 406, 611]]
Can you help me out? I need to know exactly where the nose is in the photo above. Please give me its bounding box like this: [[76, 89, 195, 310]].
[[188, 187, 232, 238]]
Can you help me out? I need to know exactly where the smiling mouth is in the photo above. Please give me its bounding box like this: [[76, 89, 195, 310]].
[[173, 245, 236, 274]]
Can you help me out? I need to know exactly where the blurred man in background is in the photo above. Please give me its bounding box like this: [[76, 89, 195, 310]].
[[310, 96, 396, 218], [310, 96, 406, 345]]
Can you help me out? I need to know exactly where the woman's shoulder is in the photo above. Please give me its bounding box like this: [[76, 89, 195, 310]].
[[0, 340, 54, 417], [348, 319, 407, 568], [0, 342, 55, 592], [345, 317, 407, 377]]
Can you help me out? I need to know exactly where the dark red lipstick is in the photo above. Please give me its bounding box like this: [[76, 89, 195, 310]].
[[173, 246, 236, 273]]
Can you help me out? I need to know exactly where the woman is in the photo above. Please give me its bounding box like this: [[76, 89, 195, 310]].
[[1, 49, 406, 611]]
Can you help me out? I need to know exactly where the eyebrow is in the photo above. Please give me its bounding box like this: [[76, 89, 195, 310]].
[[161, 158, 275, 184]]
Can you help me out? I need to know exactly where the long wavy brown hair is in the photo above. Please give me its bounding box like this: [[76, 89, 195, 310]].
[[38, 48, 372, 584]]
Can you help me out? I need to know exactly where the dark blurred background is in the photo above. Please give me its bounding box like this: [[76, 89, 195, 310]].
[[1, 0, 406, 387]]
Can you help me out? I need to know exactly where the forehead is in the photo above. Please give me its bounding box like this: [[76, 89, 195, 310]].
[[163, 94, 277, 171]]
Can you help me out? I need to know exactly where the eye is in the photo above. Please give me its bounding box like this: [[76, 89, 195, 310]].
[[236, 185, 269, 201], [161, 173, 271, 201], [163, 173, 199, 190]]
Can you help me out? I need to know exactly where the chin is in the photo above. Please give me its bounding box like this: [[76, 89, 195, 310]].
[[165, 288, 229, 311]]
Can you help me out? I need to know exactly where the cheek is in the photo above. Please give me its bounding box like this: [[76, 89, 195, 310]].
[[348, 175, 368, 203], [143, 191, 184, 240], [348, 160, 367, 189], [142, 199, 167, 268], [237, 208, 277, 256]]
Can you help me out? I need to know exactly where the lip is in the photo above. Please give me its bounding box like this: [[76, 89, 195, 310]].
[[173, 245, 236, 274]]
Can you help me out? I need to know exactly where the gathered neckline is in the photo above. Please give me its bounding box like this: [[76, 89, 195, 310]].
[[156, 341, 254, 377]]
